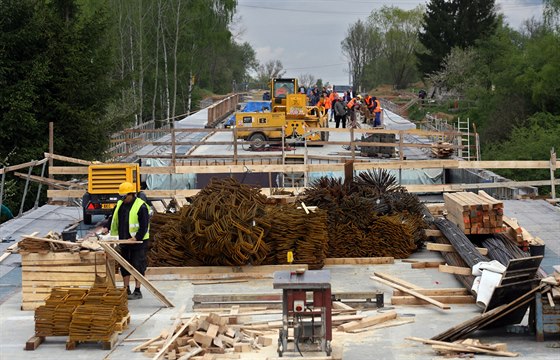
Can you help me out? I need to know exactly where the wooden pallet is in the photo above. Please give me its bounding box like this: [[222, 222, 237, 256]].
[[115, 313, 131, 333], [66, 332, 118, 350]]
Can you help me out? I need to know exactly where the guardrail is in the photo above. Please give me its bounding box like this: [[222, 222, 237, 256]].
[[206, 94, 241, 127]]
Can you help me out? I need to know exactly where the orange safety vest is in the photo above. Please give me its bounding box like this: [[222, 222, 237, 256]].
[[374, 99, 381, 113], [347, 98, 356, 109]]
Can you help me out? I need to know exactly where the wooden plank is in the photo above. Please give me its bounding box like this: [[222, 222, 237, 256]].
[[25, 336, 45, 351], [406, 337, 519, 357], [371, 274, 450, 310], [20, 235, 77, 248], [324, 257, 394, 265], [424, 229, 443, 237], [373, 272, 423, 290], [22, 272, 103, 281], [337, 311, 397, 332], [438, 264, 472, 276], [426, 242, 488, 256], [154, 315, 197, 360], [391, 295, 475, 305], [392, 288, 468, 296], [44, 153, 93, 165], [151, 201, 167, 213], [347, 317, 415, 333], [410, 261, 445, 269], [99, 242, 174, 308]]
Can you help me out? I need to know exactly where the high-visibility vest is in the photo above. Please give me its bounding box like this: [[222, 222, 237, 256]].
[[347, 98, 356, 109], [110, 198, 150, 240], [374, 99, 382, 113]]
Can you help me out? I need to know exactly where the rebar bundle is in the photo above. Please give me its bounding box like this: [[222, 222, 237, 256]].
[[300, 169, 427, 259], [434, 218, 489, 267], [481, 234, 530, 266], [262, 205, 328, 269], [148, 178, 328, 267]]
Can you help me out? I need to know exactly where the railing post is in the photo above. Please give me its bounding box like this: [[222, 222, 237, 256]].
[[18, 162, 36, 217], [171, 128, 176, 166], [399, 131, 404, 161], [350, 127, 355, 161], [551, 148, 557, 200], [233, 126, 238, 165], [34, 161, 48, 209]]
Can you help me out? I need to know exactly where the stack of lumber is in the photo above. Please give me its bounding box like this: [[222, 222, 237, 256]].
[[502, 215, 546, 248], [431, 142, 454, 158], [407, 337, 519, 357], [370, 272, 457, 310], [443, 191, 504, 234], [135, 312, 274, 358]]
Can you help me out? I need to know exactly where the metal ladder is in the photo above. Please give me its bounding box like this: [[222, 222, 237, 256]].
[[456, 117, 472, 160]]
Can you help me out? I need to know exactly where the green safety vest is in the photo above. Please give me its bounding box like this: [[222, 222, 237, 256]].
[[110, 198, 150, 240]]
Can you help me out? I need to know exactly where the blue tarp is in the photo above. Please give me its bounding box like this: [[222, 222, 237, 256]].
[[225, 101, 272, 127]]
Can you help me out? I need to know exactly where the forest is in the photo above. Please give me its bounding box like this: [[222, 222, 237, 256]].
[[1, 0, 559, 219]]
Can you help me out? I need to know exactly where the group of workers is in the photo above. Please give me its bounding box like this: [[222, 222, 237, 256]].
[[307, 86, 382, 129]]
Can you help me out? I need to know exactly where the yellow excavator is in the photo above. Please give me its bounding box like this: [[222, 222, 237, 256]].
[[235, 78, 328, 149]]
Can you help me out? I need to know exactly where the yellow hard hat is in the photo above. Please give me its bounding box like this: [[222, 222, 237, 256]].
[[357, 94, 362, 99], [118, 182, 136, 196]]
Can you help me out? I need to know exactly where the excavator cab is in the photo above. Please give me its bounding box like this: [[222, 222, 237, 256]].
[[271, 78, 297, 106]]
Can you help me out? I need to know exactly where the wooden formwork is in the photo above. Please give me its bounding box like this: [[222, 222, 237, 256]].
[[21, 251, 111, 311]]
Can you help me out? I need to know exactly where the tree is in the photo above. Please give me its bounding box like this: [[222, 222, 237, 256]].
[[341, 20, 378, 92], [298, 73, 316, 88], [368, 6, 424, 89], [417, 0, 497, 76], [255, 60, 285, 87]]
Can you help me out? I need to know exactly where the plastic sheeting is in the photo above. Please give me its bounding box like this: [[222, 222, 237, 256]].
[[225, 101, 272, 126], [144, 158, 196, 190]]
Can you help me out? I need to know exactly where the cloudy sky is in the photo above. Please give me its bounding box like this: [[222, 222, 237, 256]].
[[232, 0, 544, 85]]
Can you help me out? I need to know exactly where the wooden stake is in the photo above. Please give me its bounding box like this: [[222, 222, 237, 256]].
[[99, 242, 174, 308]]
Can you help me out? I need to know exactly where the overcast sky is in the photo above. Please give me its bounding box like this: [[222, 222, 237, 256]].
[[232, 0, 544, 85]]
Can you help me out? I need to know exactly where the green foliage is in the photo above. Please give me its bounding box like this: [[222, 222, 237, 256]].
[[417, 0, 497, 76], [483, 113, 560, 195]]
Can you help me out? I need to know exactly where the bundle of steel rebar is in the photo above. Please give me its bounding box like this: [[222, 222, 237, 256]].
[[148, 178, 328, 267], [481, 234, 530, 266], [301, 169, 427, 259], [434, 218, 489, 267]]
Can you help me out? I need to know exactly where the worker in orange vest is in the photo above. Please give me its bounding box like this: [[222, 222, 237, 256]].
[[346, 95, 362, 128], [363, 94, 375, 124], [372, 96, 382, 127]]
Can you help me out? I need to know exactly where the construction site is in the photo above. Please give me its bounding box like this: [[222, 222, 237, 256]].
[[0, 88, 559, 360]]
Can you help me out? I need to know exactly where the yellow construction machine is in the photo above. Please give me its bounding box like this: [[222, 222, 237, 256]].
[[81, 163, 142, 224], [235, 78, 328, 149]]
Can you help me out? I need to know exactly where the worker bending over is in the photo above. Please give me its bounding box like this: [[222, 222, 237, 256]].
[[110, 182, 151, 300]]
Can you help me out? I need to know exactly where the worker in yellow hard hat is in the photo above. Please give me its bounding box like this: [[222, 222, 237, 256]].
[[109, 182, 151, 300]]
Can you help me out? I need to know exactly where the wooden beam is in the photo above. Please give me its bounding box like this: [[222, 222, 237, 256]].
[[391, 295, 474, 305], [410, 261, 445, 269], [424, 229, 443, 237], [44, 153, 93, 166], [0, 158, 48, 175], [324, 257, 394, 265], [372, 272, 423, 290], [393, 288, 468, 296], [98, 242, 174, 308], [371, 274, 450, 310], [337, 311, 397, 332], [406, 337, 519, 357], [427, 242, 488, 256], [439, 264, 472, 276]]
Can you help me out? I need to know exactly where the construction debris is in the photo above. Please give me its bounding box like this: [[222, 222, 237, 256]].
[[135, 311, 273, 358], [430, 141, 454, 158], [406, 337, 519, 357]]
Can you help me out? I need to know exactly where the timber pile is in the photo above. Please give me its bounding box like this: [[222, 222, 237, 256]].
[[407, 337, 519, 357], [443, 191, 504, 234], [135, 312, 274, 358], [301, 169, 427, 259], [148, 178, 329, 269], [430, 141, 454, 158], [18, 232, 79, 253]]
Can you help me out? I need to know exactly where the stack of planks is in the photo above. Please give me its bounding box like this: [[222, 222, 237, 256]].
[[135, 312, 274, 358], [443, 191, 504, 234], [431, 142, 454, 158]]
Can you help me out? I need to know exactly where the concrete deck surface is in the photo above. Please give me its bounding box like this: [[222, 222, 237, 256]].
[[1, 251, 559, 360]]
